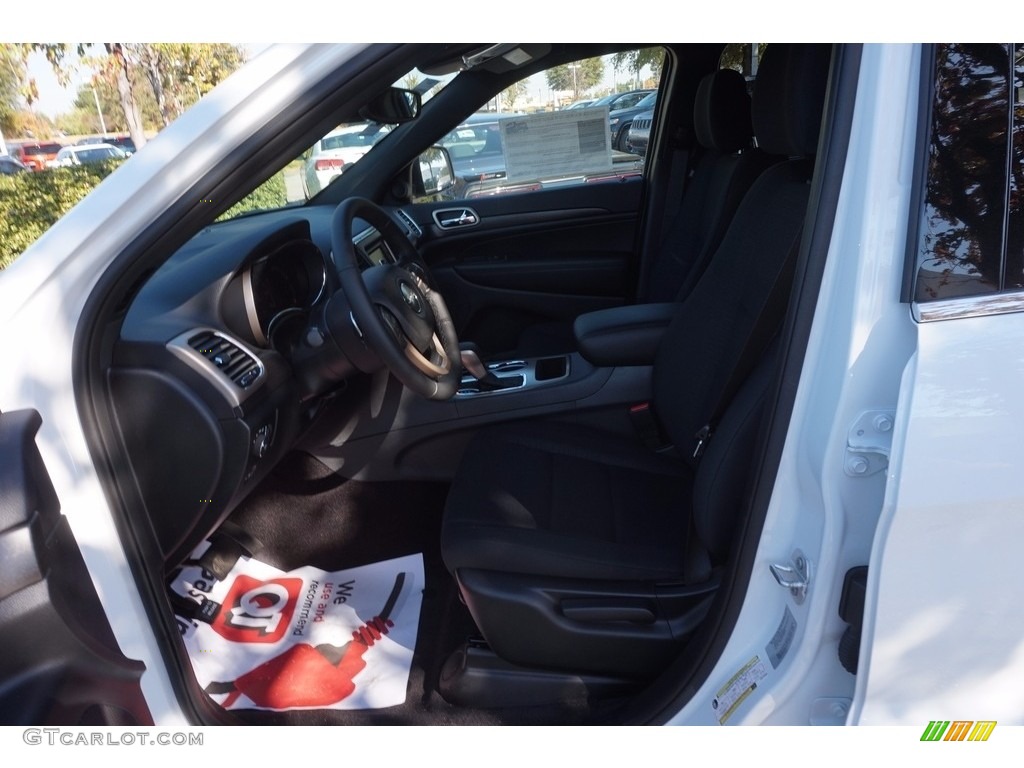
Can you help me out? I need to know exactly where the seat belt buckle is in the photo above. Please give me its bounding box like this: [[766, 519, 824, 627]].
[[629, 402, 672, 452], [693, 424, 712, 459]]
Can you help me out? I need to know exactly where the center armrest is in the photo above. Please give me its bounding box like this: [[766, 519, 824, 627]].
[[573, 303, 677, 366]]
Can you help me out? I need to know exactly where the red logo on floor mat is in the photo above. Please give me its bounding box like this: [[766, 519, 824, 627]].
[[212, 576, 302, 643]]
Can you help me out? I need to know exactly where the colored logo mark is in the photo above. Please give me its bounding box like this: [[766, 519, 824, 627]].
[[920, 720, 996, 742]]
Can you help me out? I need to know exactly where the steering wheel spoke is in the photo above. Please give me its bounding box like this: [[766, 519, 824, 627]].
[[404, 332, 452, 378]]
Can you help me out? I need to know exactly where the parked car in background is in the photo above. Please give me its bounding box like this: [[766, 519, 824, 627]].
[[51, 143, 128, 167], [564, 99, 594, 109], [0, 155, 28, 174], [106, 136, 137, 155], [10, 141, 64, 171], [627, 109, 654, 157], [301, 122, 390, 198], [588, 88, 654, 113], [439, 112, 521, 195], [609, 91, 657, 151], [77, 135, 138, 155]]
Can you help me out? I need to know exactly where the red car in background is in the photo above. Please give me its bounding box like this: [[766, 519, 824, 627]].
[[10, 142, 65, 171]]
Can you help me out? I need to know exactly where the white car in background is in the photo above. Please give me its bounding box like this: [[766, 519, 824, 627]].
[[300, 122, 389, 197], [0, 43, 1021, 747], [50, 142, 128, 167]]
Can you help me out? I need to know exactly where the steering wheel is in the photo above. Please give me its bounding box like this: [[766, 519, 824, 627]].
[[330, 197, 462, 400]]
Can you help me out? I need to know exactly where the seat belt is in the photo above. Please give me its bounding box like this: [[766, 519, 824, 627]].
[[642, 144, 697, 299], [692, 225, 803, 460]]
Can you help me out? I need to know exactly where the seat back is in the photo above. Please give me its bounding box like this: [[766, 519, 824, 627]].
[[646, 68, 776, 303], [653, 45, 831, 491]]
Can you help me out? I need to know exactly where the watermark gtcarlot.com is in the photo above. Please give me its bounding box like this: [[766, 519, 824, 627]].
[[23, 729, 203, 747]]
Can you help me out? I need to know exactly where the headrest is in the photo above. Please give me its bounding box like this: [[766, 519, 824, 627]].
[[752, 44, 831, 157], [693, 68, 753, 153]]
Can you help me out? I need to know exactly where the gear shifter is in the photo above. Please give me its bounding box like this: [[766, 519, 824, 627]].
[[459, 343, 521, 391]]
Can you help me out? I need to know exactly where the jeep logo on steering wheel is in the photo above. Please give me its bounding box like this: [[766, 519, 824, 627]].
[[399, 280, 423, 315]]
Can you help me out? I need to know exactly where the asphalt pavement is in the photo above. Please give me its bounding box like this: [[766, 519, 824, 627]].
[[284, 166, 304, 203]]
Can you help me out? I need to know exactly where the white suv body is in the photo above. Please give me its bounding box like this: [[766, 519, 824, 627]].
[[0, 43, 1019, 732]]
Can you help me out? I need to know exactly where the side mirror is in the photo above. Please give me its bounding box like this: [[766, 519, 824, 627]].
[[409, 146, 456, 202], [360, 88, 420, 124]]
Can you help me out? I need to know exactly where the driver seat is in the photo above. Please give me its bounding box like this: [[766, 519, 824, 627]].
[[440, 44, 830, 679]]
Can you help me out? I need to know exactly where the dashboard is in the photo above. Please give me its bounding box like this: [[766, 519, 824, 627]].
[[241, 238, 327, 347], [113, 204, 418, 566]]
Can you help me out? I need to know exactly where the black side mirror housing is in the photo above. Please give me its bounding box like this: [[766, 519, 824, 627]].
[[409, 146, 456, 202]]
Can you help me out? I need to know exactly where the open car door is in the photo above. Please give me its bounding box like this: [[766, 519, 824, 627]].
[[0, 409, 152, 725]]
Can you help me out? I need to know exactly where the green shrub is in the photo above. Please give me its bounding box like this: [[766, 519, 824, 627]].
[[0, 160, 123, 270], [0, 163, 290, 271], [218, 172, 288, 221]]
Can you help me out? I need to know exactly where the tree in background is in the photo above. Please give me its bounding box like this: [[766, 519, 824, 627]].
[[0, 47, 26, 137], [546, 57, 604, 101], [0, 43, 146, 146], [612, 48, 664, 89], [500, 80, 528, 111], [719, 43, 768, 76], [97, 44, 146, 149], [0, 43, 247, 143], [61, 76, 160, 136], [130, 44, 246, 127]]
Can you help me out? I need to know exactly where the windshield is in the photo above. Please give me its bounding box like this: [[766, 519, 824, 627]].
[[634, 92, 657, 109], [221, 67, 457, 217]]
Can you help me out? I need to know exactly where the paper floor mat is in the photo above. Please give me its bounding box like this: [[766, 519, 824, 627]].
[[170, 545, 424, 711]]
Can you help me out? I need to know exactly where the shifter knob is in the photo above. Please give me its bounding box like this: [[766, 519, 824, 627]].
[[460, 347, 490, 381], [458, 343, 520, 390]]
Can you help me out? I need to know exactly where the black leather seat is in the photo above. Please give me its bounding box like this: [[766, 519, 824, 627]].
[[516, 65, 776, 358], [644, 66, 775, 303], [441, 44, 831, 679]]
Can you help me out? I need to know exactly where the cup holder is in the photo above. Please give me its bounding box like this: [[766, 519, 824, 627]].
[[535, 356, 568, 381]]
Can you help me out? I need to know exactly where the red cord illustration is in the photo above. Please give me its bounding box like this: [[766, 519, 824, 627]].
[[203, 572, 406, 709]]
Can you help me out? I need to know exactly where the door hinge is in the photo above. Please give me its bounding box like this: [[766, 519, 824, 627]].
[[845, 409, 894, 477]]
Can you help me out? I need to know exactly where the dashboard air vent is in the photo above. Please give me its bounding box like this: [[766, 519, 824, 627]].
[[187, 331, 262, 388]]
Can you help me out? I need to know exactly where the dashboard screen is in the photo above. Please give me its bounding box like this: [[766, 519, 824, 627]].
[[365, 243, 390, 266]]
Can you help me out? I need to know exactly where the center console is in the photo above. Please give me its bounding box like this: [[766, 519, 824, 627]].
[[457, 355, 570, 397]]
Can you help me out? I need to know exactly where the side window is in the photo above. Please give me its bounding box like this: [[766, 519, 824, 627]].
[[719, 43, 767, 79], [439, 47, 665, 199], [914, 43, 1024, 302]]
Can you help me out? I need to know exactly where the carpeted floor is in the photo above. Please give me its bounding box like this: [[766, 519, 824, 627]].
[[207, 451, 597, 725]]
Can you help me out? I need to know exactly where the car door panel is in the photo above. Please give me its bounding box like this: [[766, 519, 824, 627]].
[[416, 180, 643, 355], [0, 409, 153, 725]]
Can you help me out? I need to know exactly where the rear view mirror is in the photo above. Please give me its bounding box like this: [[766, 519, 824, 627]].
[[360, 88, 420, 124]]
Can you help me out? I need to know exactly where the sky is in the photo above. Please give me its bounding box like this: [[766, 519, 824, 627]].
[[22, 46, 646, 119], [25, 50, 90, 117], [21, 45, 273, 118]]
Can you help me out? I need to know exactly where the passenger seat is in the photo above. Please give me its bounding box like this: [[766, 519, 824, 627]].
[[440, 44, 832, 680], [515, 66, 777, 358]]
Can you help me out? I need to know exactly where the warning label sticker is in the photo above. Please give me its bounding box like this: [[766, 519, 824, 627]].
[[712, 656, 768, 725]]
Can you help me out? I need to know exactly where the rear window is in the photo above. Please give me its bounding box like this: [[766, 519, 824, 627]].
[[321, 133, 376, 150], [77, 147, 124, 163], [913, 43, 1024, 302], [21, 144, 62, 156]]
